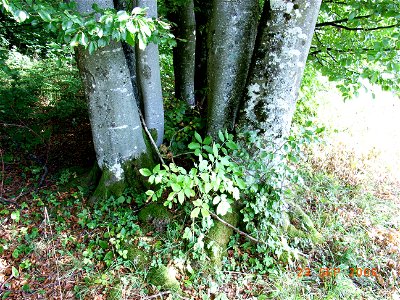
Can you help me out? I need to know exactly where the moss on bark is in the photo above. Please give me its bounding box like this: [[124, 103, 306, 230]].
[[283, 201, 324, 244], [89, 130, 156, 203], [138, 203, 172, 232], [147, 265, 181, 292], [206, 206, 240, 266]]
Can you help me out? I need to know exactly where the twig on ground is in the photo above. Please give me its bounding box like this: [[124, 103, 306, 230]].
[[0, 197, 20, 208], [0, 154, 49, 208], [0, 149, 4, 198], [143, 291, 171, 299], [43, 207, 63, 300]]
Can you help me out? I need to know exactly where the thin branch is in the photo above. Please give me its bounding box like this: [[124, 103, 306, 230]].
[[309, 46, 399, 56], [317, 22, 399, 31], [138, 110, 166, 165], [0, 197, 20, 207], [208, 210, 261, 244], [316, 14, 372, 27]]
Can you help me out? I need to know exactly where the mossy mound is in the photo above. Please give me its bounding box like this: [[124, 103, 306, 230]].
[[283, 201, 324, 244], [206, 207, 240, 266], [124, 240, 151, 269], [107, 283, 123, 300], [147, 265, 181, 292], [138, 203, 172, 231]]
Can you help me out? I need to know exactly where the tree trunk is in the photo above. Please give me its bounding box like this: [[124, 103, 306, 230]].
[[238, 0, 322, 141], [193, 0, 212, 108], [167, 0, 196, 107], [114, 0, 140, 104], [136, 0, 164, 146], [206, 0, 260, 136], [75, 0, 153, 200]]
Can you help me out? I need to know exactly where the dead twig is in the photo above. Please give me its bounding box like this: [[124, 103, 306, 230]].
[[143, 291, 171, 299], [208, 211, 261, 244], [43, 207, 63, 300], [0, 197, 20, 208], [138, 110, 166, 166]]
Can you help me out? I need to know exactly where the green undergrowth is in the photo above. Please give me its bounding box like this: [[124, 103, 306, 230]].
[[1, 136, 399, 299]]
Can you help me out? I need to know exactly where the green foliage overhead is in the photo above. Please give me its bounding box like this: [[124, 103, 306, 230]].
[[311, 0, 400, 97], [0, 0, 174, 53]]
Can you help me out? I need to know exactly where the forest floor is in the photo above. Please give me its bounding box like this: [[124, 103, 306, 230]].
[[1, 85, 400, 299]]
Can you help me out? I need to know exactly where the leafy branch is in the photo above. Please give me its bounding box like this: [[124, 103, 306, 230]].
[[0, 0, 175, 53]]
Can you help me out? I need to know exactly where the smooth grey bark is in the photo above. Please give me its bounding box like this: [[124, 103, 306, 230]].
[[75, 0, 149, 193], [193, 0, 212, 107], [114, 0, 140, 104], [238, 0, 322, 141], [206, 0, 260, 136], [136, 0, 164, 146], [168, 0, 196, 107]]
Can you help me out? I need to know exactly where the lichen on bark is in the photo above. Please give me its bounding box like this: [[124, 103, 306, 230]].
[[238, 0, 322, 142]]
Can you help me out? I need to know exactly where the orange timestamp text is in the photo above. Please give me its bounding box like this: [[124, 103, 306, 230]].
[[297, 267, 378, 279]]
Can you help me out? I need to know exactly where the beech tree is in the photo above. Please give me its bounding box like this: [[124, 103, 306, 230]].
[[4, 0, 398, 197], [54, 0, 323, 198]]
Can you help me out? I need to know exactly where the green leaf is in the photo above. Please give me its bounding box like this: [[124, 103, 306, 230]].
[[190, 207, 200, 219], [213, 144, 218, 157], [141, 24, 152, 37], [226, 141, 238, 150], [88, 41, 97, 54], [11, 210, 20, 222], [117, 10, 130, 21], [213, 195, 221, 205], [171, 182, 181, 192], [12, 249, 19, 259], [145, 190, 154, 196], [177, 190, 185, 204], [232, 187, 240, 200], [80, 32, 88, 46], [184, 188, 192, 198], [216, 200, 230, 216], [104, 251, 113, 261], [11, 266, 19, 278], [218, 131, 225, 142], [38, 10, 51, 22], [198, 159, 208, 172], [188, 142, 201, 150], [201, 208, 209, 217], [203, 136, 212, 145], [138, 33, 146, 50], [204, 182, 212, 193], [194, 132, 202, 143], [139, 168, 152, 176], [153, 164, 160, 173], [182, 227, 192, 240], [116, 196, 125, 204], [193, 199, 202, 207], [98, 38, 108, 47], [15, 10, 28, 22], [203, 145, 213, 154], [235, 177, 246, 189], [98, 240, 108, 249], [61, 20, 73, 30]]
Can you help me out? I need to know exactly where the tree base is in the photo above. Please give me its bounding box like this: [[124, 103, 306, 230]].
[[283, 201, 324, 244], [206, 205, 240, 266]]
